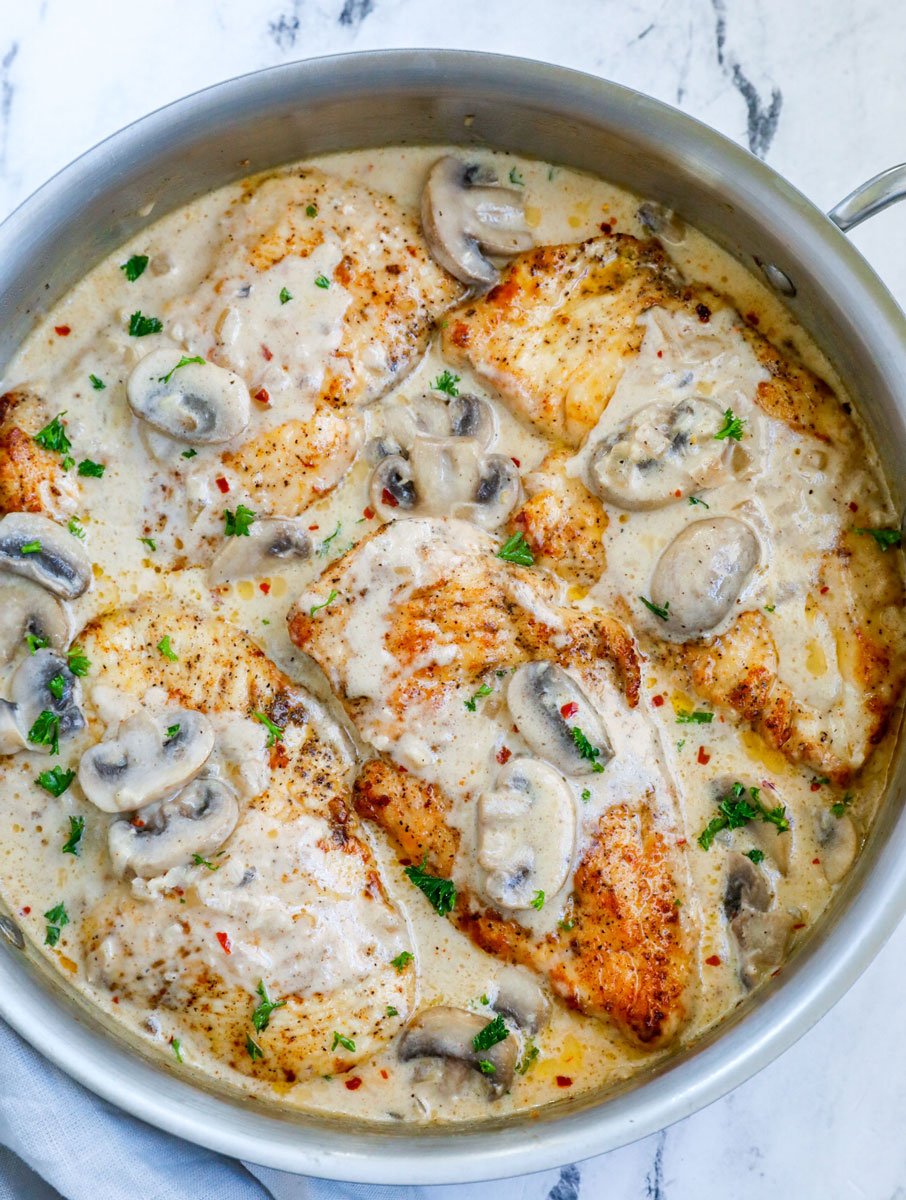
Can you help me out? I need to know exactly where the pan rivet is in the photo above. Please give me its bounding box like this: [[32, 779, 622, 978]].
[[0, 916, 25, 950], [760, 262, 797, 297]]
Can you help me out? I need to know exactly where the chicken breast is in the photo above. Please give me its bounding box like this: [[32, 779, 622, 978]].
[[77, 605, 413, 1083], [0, 390, 77, 518], [288, 518, 696, 1047]]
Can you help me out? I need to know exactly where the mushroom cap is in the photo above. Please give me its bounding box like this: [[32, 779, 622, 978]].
[[8, 648, 84, 753], [588, 398, 740, 511], [0, 701, 25, 756], [815, 809, 858, 884], [637, 201, 687, 246], [477, 756, 576, 910], [108, 776, 240, 879], [0, 576, 70, 666], [127, 348, 250, 445], [385, 392, 496, 452], [398, 1006, 517, 1097], [724, 851, 793, 988], [506, 661, 613, 777], [649, 516, 760, 641], [78, 707, 215, 813], [492, 966, 551, 1035], [207, 518, 312, 586], [0, 512, 92, 600], [420, 156, 533, 288]]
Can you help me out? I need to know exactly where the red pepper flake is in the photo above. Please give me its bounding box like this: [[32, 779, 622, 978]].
[[363, 506, 375, 520], [308, 524, 319, 530], [496, 746, 512, 765], [848, 501, 858, 513], [676, 838, 687, 847], [810, 780, 822, 792], [215, 476, 230, 494], [54, 325, 71, 336], [697, 746, 711, 765], [215, 931, 232, 954], [600, 222, 612, 234], [560, 701, 579, 719], [705, 954, 721, 966], [792, 922, 806, 930], [112, 995, 120, 1004], [812, 857, 821, 865], [656, 349, 663, 358], [344, 1076, 363, 1091], [259, 581, 271, 594], [555, 1075, 573, 1088], [819, 585, 829, 595], [379, 1068, 389, 1080], [652, 694, 665, 707], [511, 457, 521, 468], [696, 303, 711, 323], [745, 311, 760, 326], [21, 906, 30, 915], [254, 387, 270, 404], [131, 817, 146, 828], [381, 487, 399, 508], [260, 344, 273, 362]]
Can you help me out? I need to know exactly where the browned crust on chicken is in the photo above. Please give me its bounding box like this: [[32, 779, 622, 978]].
[[0, 390, 65, 515]]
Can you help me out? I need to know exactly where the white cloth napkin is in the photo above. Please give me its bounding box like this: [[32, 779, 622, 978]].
[[0, 1019, 586, 1200]]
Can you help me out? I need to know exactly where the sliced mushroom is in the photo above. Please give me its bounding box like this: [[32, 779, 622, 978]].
[[493, 967, 551, 1035], [749, 814, 793, 874], [385, 393, 496, 452], [0, 577, 70, 665], [208, 518, 312, 586], [420, 157, 533, 288], [649, 517, 760, 641], [398, 1006, 516, 1097], [0, 513, 92, 599], [588, 398, 743, 511], [369, 437, 520, 529], [8, 648, 84, 753], [127, 349, 250, 445], [506, 662, 612, 777], [0, 701, 24, 755], [815, 809, 858, 884], [108, 776, 239, 879], [724, 851, 793, 989], [78, 708, 215, 813], [637, 201, 686, 245], [477, 756, 576, 910]]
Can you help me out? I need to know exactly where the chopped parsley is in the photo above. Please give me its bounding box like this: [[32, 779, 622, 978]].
[[66, 646, 90, 676], [25, 633, 49, 654], [530, 889, 545, 910], [472, 1013, 509, 1052], [831, 792, 854, 819], [570, 726, 606, 773], [314, 274, 331, 289], [89, 374, 106, 391], [20, 541, 42, 555], [688, 495, 710, 509], [28, 711, 60, 755], [478, 1059, 496, 1075], [166, 723, 181, 738], [253, 711, 284, 747], [44, 901, 69, 947], [309, 589, 338, 617], [318, 522, 342, 555], [676, 710, 713, 725], [516, 1039, 539, 1075], [714, 408, 746, 441], [745, 848, 765, 864], [390, 951, 413, 973], [48, 673, 66, 701], [156, 635, 178, 661], [385, 1005, 399, 1017], [68, 518, 85, 539], [171, 1038, 184, 1063], [558, 917, 575, 932], [158, 355, 205, 384], [854, 527, 902, 551], [676, 738, 686, 751], [331, 1031, 356, 1053], [697, 782, 790, 850], [464, 682, 492, 712], [404, 856, 456, 917], [61, 814, 84, 854], [640, 595, 670, 621], [497, 531, 534, 567], [224, 504, 256, 537], [120, 254, 149, 282], [580, 788, 591, 802], [764, 604, 776, 613], [139, 536, 157, 552], [508, 167, 525, 187], [61, 456, 75, 472], [432, 369, 460, 396], [245, 1035, 264, 1061], [77, 459, 105, 478], [34, 413, 71, 455], [36, 767, 75, 799], [252, 980, 287, 1032], [191, 853, 220, 870], [279, 287, 293, 305], [305, 203, 318, 218], [181, 448, 197, 459], [128, 311, 163, 337]]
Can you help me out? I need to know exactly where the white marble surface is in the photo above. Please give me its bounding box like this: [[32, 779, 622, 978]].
[[1, 1, 905, 1197]]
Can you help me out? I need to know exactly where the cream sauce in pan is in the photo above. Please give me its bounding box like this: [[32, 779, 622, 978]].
[[0, 146, 902, 1122]]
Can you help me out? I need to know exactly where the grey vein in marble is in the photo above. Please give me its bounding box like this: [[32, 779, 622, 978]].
[[546, 1163, 581, 1200], [0, 42, 18, 175], [645, 1129, 668, 1200], [711, 0, 782, 158], [339, 0, 375, 27]]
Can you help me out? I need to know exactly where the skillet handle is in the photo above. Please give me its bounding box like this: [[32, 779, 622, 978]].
[[828, 164, 906, 232]]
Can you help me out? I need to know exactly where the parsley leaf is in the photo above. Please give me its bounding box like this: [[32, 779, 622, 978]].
[[570, 726, 606, 773], [317, 522, 342, 556], [68, 518, 85, 539], [166, 723, 181, 738], [36, 767, 75, 799], [28, 710, 60, 755], [688, 495, 710, 509], [714, 408, 746, 441], [224, 504, 256, 537], [77, 459, 105, 478], [158, 355, 205, 384], [697, 782, 789, 850], [639, 595, 670, 620], [385, 1005, 399, 1017], [305, 204, 318, 218], [139, 536, 157, 552], [171, 1038, 184, 1063], [33, 414, 71, 455], [66, 647, 90, 676], [191, 853, 219, 870], [478, 1059, 496, 1075], [309, 589, 338, 617], [404, 856, 456, 917], [331, 1031, 355, 1053], [464, 682, 492, 712], [508, 167, 525, 187], [497, 531, 534, 566], [516, 1039, 539, 1074], [580, 788, 591, 802], [89, 374, 106, 390], [128, 311, 163, 337], [831, 792, 854, 819], [745, 848, 765, 864], [252, 980, 287, 1032], [120, 254, 149, 282], [314, 274, 331, 289], [472, 1013, 509, 1052], [676, 710, 713, 725], [44, 901, 69, 947], [20, 541, 42, 555], [156, 635, 178, 662], [279, 286, 293, 305], [25, 633, 48, 654], [47, 674, 65, 701], [253, 711, 284, 747], [245, 1035, 264, 1061], [432, 369, 460, 396], [390, 951, 413, 973], [530, 889, 545, 910], [854, 527, 902, 551], [181, 448, 197, 459], [61, 813, 84, 853]]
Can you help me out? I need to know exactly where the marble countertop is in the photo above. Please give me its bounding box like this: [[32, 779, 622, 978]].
[[1, 2, 905, 1197]]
